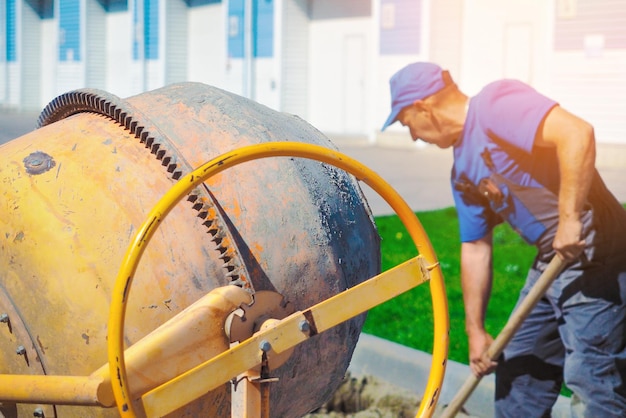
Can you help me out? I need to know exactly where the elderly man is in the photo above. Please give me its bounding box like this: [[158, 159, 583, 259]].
[[382, 62, 626, 417]]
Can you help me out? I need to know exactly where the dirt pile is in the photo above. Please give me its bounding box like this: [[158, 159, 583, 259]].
[[303, 372, 477, 418]]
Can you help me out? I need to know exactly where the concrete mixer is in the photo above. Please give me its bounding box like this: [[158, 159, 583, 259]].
[[0, 83, 448, 418]]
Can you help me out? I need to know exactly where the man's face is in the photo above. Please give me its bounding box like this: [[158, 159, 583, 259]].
[[396, 102, 457, 149]]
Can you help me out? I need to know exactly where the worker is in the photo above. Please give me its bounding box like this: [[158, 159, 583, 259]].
[[382, 62, 626, 417]]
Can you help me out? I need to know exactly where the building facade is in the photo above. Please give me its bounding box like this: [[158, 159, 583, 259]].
[[1, 0, 625, 144]]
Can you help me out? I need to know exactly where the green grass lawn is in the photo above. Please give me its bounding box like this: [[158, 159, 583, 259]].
[[362, 207, 536, 365]]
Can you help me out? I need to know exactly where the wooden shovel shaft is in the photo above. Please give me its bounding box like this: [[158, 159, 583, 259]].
[[440, 256, 565, 418]]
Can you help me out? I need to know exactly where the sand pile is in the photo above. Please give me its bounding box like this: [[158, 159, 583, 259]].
[[303, 372, 477, 418]]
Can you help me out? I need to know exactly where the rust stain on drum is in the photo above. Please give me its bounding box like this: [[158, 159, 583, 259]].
[[23, 151, 56, 175]]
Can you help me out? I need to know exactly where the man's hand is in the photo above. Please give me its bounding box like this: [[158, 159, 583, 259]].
[[553, 217, 585, 261], [468, 329, 497, 377]]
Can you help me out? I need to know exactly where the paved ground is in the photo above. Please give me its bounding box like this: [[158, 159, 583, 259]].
[[0, 110, 40, 145], [334, 138, 455, 214]]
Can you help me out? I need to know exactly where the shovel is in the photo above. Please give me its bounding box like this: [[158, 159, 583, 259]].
[[440, 256, 565, 418]]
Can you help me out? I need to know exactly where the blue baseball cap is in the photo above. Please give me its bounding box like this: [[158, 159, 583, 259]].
[[381, 62, 446, 131]]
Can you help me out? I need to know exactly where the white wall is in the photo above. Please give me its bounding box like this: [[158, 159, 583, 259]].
[[40, 18, 58, 108], [546, 0, 626, 145], [5, 0, 626, 146], [85, 0, 106, 92], [252, 58, 279, 110], [21, 0, 42, 110], [308, 17, 372, 135], [429, 0, 463, 81], [6, 63, 20, 107], [279, 0, 309, 119], [105, 11, 134, 98], [460, 0, 552, 96], [187, 3, 226, 89], [375, 0, 431, 137], [0, 63, 5, 105], [550, 50, 626, 144]]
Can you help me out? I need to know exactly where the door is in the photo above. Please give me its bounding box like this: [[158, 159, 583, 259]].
[[343, 33, 365, 134]]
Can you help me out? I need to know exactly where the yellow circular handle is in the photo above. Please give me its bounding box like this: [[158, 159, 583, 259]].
[[107, 142, 449, 417]]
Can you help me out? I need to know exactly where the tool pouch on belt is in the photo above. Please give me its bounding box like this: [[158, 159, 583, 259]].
[[478, 177, 505, 209]]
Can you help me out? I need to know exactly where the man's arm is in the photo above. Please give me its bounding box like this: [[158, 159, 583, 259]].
[[535, 105, 596, 260], [461, 232, 498, 377]]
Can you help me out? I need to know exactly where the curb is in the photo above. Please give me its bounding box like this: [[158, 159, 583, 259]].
[[348, 333, 571, 417]]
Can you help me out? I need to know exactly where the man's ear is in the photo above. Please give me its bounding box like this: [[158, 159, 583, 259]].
[[413, 99, 430, 114]]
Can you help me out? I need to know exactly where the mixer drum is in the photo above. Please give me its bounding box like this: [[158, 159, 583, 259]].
[[0, 83, 380, 417]]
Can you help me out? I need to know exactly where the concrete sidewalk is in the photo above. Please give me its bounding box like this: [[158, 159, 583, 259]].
[[334, 137, 456, 214], [349, 334, 571, 417]]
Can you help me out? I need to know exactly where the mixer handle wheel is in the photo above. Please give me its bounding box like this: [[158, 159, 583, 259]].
[[107, 142, 449, 418]]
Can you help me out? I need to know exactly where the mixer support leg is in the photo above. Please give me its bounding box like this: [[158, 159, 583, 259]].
[[231, 369, 261, 418], [231, 351, 277, 418]]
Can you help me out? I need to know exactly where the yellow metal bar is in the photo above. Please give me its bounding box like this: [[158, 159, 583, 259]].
[[0, 375, 105, 406], [91, 285, 251, 407], [141, 256, 430, 417], [108, 142, 449, 418]]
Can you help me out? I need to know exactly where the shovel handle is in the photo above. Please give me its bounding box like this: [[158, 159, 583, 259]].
[[440, 256, 565, 418]]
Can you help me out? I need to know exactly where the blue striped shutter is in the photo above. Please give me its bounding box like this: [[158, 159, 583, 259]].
[[133, 0, 159, 60], [144, 0, 158, 59], [254, 0, 273, 57], [6, 0, 17, 61], [59, 0, 81, 61]]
